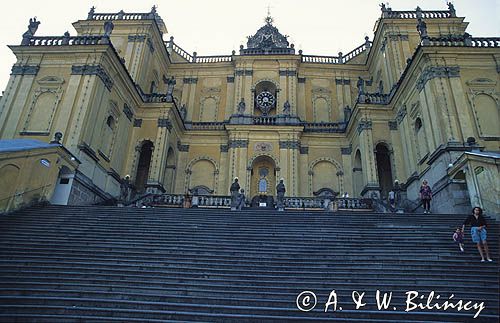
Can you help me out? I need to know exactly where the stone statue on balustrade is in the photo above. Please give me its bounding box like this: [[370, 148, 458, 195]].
[[447, 2, 456, 17], [180, 104, 187, 120], [283, 101, 291, 115], [417, 18, 428, 39], [166, 76, 176, 102], [237, 98, 246, 115], [119, 175, 131, 204], [21, 17, 41, 45], [236, 189, 246, 211], [276, 179, 286, 211], [230, 177, 240, 211], [356, 77, 365, 94]]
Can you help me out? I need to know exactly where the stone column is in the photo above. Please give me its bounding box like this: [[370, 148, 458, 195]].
[[340, 146, 353, 195], [335, 78, 345, 121], [218, 144, 229, 194], [181, 77, 192, 121], [175, 142, 190, 193], [299, 146, 309, 196], [244, 70, 253, 113], [288, 71, 297, 115], [448, 77, 474, 141], [227, 136, 248, 191], [388, 121, 404, 182], [400, 111, 417, 175], [418, 89, 440, 153], [187, 77, 198, 120], [66, 76, 100, 151], [225, 76, 235, 119], [297, 77, 306, 120], [146, 117, 171, 193], [358, 119, 380, 198], [234, 69, 244, 114], [279, 70, 288, 110]]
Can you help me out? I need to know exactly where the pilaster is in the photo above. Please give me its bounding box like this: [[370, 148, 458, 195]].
[[0, 73, 36, 138]]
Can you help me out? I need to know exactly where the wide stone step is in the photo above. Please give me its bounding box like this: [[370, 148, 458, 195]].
[[0, 261, 496, 277], [0, 302, 497, 322], [0, 267, 496, 289], [0, 288, 496, 310]]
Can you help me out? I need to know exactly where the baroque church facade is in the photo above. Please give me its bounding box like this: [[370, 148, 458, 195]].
[[0, 4, 498, 215]]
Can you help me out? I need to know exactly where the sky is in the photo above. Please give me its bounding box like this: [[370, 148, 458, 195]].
[[0, 0, 498, 92]]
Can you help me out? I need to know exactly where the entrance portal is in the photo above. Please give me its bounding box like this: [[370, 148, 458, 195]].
[[375, 143, 394, 198], [250, 156, 276, 207], [135, 140, 154, 193]]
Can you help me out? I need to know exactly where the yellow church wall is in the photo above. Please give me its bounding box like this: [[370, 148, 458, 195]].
[[0, 146, 78, 213], [1, 5, 498, 212]]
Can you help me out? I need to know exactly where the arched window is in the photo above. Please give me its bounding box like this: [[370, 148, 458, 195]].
[[313, 97, 329, 122]]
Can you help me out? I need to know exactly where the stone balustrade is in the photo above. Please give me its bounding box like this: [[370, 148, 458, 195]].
[[131, 193, 373, 211], [343, 42, 372, 62], [26, 35, 105, 46], [253, 116, 277, 125], [89, 12, 154, 21], [424, 36, 500, 48], [357, 92, 390, 105], [165, 39, 233, 63], [301, 41, 371, 64], [185, 122, 226, 130], [303, 122, 346, 133], [240, 47, 295, 55], [385, 10, 451, 19], [195, 55, 233, 63], [301, 55, 341, 64]]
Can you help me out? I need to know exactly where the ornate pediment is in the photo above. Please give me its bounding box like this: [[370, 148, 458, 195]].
[[240, 15, 294, 55]]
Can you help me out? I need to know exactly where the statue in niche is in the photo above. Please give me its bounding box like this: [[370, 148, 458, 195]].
[[237, 98, 246, 114], [258, 177, 268, 193], [283, 100, 291, 115]]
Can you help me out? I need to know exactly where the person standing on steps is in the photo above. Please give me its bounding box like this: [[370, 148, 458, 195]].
[[419, 180, 432, 213], [462, 207, 492, 262]]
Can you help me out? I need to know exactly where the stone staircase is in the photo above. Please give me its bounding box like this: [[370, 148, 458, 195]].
[[0, 205, 498, 322]]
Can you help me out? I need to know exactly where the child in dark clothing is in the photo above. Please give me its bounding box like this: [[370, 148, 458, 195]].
[[453, 227, 464, 252]]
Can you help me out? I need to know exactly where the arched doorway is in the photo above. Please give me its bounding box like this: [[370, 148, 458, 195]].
[[353, 149, 363, 197], [50, 166, 74, 205], [135, 140, 154, 193], [375, 143, 394, 198], [249, 155, 276, 207]]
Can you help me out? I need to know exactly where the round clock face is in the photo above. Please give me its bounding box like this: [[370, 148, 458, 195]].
[[256, 91, 276, 110]]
